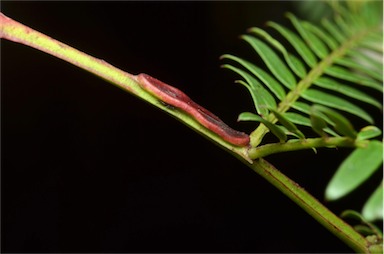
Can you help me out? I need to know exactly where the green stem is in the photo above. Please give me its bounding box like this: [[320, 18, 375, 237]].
[[0, 12, 250, 163], [249, 136, 368, 159], [248, 159, 369, 253], [1, 12, 372, 252]]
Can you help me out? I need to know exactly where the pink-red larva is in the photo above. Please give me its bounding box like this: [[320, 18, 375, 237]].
[[137, 73, 250, 147]]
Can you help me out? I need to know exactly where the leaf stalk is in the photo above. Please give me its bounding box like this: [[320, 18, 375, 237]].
[[248, 136, 367, 159]]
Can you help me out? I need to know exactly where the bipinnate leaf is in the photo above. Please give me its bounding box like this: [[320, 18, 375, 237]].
[[223, 3, 382, 147], [325, 140, 383, 201]]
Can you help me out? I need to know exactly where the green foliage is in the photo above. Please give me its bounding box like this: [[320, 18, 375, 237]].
[[223, 8, 382, 143], [238, 112, 287, 142], [311, 104, 357, 139], [325, 140, 383, 201], [269, 108, 305, 139], [362, 184, 383, 222], [341, 209, 383, 236], [222, 1, 383, 223]]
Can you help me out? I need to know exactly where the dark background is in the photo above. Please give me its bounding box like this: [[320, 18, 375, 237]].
[[1, 1, 382, 253]]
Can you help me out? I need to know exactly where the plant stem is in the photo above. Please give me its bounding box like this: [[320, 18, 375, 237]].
[[249, 159, 369, 253], [0, 12, 251, 163], [248, 136, 368, 159]]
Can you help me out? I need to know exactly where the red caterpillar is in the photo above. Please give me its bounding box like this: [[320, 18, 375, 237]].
[[137, 74, 250, 147]]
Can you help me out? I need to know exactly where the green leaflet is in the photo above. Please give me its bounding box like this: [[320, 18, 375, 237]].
[[321, 18, 346, 43], [357, 126, 382, 141], [310, 106, 328, 137], [267, 21, 318, 68], [286, 13, 329, 59], [325, 140, 383, 201], [302, 21, 338, 50], [325, 66, 383, 92], [284, 53, 307, 79], [335, 3, 365, 29], [340, 209, 382, 232], [247, 28, 286, 54], [360, 39, 383, 53], [292, 102, 328, 123], [361, 33, 383, 51], [269, 109, 305, 139], [222, 64, 276, 116], [353, 225, 376, 236], [362, 183, 383, 222], [296, 0, 332, 23], [291, 101, 311, 115], [335, 15, 355, 37], [238, 112, 287, 142], [290, 102, 341, 137], [302, 89, 373, 124], [364, 33, 383, 44], [283, 112, 339, 137], [284, 112, 311, 126], [221, 54, 286, 100], [311, 105, 357, 138], [341, 210, 367, 222], [334, 58, 383, 82], [241, 35, 297, 89], [248, 27, 307, 78], [346, 48, 383, 72], [314, 77, 382, 109], [360, 0, 383, 26]]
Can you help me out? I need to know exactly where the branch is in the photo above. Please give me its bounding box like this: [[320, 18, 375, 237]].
[[249, 159, 369, 253], [0, 12, 251, 163]]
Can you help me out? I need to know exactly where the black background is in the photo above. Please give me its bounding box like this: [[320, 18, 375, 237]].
[[1, 1, 382, 253]]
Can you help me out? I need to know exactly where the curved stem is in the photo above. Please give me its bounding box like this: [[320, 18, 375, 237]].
[[0, 12, 251, 163], [248, 159, 369, 253]]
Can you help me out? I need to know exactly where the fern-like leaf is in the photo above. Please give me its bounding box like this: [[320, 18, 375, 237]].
[[222, 1, 382, 145]]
